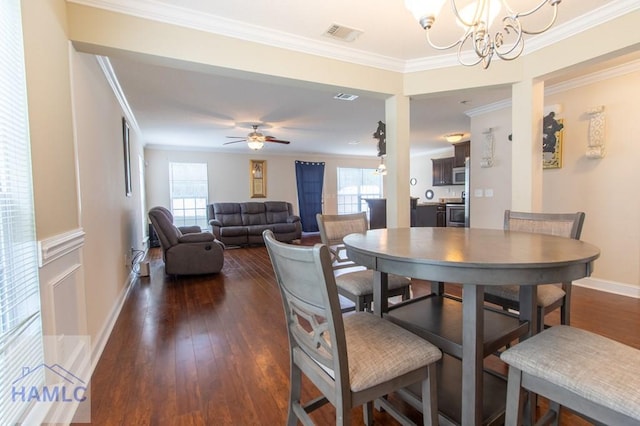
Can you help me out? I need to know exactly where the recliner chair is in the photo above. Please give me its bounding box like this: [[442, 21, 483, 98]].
[[148, 206, 224, 275]]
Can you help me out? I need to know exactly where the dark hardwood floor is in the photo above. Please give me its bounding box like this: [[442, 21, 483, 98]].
[[82, 235, 640, 425]]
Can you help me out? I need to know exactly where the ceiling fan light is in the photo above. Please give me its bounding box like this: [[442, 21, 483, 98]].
[[247, 140, 264, 150]]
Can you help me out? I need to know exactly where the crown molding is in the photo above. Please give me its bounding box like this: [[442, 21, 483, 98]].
[[524, 0, 640, 56], [95, 55, 141, 136], [69, 0, 639, 74], [68, 0, 406, 72], [465, 58, 640, 117]]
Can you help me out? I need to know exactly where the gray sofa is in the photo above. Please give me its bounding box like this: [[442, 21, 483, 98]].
[[208, 201, 301, 246]]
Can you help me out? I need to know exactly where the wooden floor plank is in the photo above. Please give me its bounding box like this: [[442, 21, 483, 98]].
[[82, 236, 640, 425]]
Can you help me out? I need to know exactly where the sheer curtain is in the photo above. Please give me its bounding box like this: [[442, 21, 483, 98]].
[[0, 0, 45, 423], [295, 161, 325, 233]]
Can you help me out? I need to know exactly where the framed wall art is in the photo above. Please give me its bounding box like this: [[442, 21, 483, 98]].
[[542, 111, 564, 169], [122, 117, 132, 197], [250, 159, 266, 198]]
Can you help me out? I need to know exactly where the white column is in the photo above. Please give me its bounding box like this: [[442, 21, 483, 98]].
[[385, 95, 411, 227], [511, 79, 544, 211]]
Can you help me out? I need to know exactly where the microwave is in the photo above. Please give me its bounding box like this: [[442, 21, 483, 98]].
[[452, 167, 466, 185]]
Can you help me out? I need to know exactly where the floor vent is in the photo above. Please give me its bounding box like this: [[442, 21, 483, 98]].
[[324, 24, 362, 42]]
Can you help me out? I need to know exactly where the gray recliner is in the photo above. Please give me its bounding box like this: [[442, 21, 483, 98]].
[[148, 206, 224, 275]]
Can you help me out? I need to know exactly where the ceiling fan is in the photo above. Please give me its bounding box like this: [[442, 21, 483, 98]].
[[224, 124, 291, 150]]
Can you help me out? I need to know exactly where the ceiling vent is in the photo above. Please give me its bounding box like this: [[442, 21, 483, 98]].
[[334, 93, 359, 101], [324, 24, 363, 42]]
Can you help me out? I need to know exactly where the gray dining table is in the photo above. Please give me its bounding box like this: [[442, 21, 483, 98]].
[[343, 227, 600, 426]]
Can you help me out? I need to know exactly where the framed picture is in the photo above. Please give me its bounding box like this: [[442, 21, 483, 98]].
[[542, 112, 563, 169], [122, 117, 132, 197], [250, 159, 266, 198]]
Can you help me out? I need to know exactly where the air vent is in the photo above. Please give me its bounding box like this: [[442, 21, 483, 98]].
[[324, 24, 363, 42], [334, 93, 359, 101]]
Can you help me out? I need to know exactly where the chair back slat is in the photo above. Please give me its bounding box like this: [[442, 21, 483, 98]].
[[317, 212, 368, 247], [263, 230, 348, 375], [504, 210, 585, 240]]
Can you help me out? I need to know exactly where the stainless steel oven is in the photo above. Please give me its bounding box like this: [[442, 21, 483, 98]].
[[446, 203, 466, 227]]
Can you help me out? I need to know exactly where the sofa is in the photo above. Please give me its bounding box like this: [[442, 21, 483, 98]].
[[148, 206, 225, 275], [208, 201, 301, 246]]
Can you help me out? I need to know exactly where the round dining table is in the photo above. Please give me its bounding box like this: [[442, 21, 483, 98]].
[[343, 227, 600, 426]]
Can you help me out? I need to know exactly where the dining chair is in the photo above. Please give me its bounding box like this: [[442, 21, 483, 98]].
[[316, 212, 411, 311], [263, 230, 441, 426], [484, 210, 586, 332]]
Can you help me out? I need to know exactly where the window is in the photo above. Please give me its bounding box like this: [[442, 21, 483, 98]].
[[336, 168, 383, 214], [169, 162, 209, 229], [0, 0, 45, 423]]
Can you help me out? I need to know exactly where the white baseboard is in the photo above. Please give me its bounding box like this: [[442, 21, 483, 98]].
[[574, 277, 640, 299], [89, 270, 137, 373]]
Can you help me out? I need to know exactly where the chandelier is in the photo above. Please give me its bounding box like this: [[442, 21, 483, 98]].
[[374, 156, 388, 176], [404, 0, 562, 68]]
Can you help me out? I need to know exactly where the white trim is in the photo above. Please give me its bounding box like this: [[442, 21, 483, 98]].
[[464, 59, 640, 117], [524, 0, 640, 56], [67, 0, 640, 73], [95, 55, 142, 136], [37, 228, 85, 267], [89, 270, 137, 375], [545, 59, 640, 96], [71, 0, 405, 72], [574, 277, 640, 299]]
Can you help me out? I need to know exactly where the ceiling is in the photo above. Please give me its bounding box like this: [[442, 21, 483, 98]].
[[93, 0, 629, 157]]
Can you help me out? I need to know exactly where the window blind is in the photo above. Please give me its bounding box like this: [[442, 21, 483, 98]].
[[0, 0, 45, 424]]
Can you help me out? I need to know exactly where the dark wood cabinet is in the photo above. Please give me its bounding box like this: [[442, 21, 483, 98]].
[[436, 204, 446, 227], [414, 204, 438, 227], [453, 140, 470, 168], [432, 157, 454, 186]]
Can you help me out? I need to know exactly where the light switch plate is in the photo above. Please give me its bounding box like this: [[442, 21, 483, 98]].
[[474, 189, 483, 197], [485, 189, 494, 197]]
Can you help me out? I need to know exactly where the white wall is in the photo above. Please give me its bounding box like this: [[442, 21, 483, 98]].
[[145, 148, 381, 220], [469, 68, 640, 291]]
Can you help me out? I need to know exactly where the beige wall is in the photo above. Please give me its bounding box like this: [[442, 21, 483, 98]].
[[22, 0, 79, 238], [145, 149, 381, 219], [544, 69, 640, 287], [21, 0, 146, 351], [71, 50, 146, 339], [468, 107, 513, 229], [469, 69, 640, 288]]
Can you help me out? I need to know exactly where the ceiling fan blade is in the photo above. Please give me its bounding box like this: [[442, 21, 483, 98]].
[[226, 136, 245, 139], [223, 140, 247, 145], [265, 137, 290, 144]]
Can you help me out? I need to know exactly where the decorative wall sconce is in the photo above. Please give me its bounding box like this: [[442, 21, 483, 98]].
[[586, 105, 605, 159], [480, 128, 495, 168]]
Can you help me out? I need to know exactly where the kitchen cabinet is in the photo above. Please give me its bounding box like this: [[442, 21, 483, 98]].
[[432, 157, 454, 186], [414, 204, 437, 227], [453, 140, 470, 167], [365, 198, 419, 229], [436, 204, 446, 227]]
